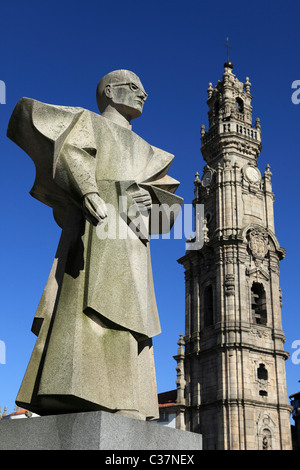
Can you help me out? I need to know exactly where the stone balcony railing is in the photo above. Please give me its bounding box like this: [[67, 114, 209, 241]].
[[201, 120, 261, 146]]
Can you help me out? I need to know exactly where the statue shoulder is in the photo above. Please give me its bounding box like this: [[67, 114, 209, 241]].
[[7, 97, 89, 145], [31, 99, 87, 141], [150, 144, 174, 158]]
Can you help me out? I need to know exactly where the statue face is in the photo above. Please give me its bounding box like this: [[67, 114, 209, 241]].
[[105, 76, 148, 119]]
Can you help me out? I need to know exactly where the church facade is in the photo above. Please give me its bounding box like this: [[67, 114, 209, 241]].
[[175, 62, 292, 450]]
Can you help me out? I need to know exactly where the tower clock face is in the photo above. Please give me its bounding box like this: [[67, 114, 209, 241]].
[[245, 166, 261, 183], [202, 171, 212, 187]]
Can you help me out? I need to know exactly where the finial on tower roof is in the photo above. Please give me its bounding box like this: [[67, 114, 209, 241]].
[[224, 61, 234, 71], [244, 76, 251, 93], [207, 83, 213, 99], [194, 171, 201, 184]]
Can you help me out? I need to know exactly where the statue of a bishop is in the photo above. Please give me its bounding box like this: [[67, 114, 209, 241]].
[[7, 70, 183, 420]]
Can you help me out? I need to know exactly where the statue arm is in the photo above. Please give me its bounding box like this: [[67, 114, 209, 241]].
[[7, 99, 107, 226], [54, 114, 108, 225]]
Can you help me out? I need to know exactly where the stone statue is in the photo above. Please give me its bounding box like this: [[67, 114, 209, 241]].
[[7, 70, 183, 420]]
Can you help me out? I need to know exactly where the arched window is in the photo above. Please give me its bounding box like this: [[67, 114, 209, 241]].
[[262, 429, 272, 450], [251, 283, 267, 325], [257, 363, 268, 397], [214, 101, 220, 116], [257, 363, 268, 381], [236, 97, 244, 112], [204, 285, 214, 327]]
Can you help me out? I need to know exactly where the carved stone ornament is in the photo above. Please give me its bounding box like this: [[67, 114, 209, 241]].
[[257, 413, 275, 450], [224, 273, 235, 296], [248, 227, 269, 260], [250, 328, 270, 339]]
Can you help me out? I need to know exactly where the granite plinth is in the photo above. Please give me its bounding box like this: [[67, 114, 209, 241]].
[[0, 410, 202, 450]]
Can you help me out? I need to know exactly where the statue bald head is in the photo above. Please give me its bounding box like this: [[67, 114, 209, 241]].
[[96, 70, 147, 119]]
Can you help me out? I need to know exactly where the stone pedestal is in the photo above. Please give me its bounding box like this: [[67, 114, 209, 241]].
[[0, 410, 202, 450]]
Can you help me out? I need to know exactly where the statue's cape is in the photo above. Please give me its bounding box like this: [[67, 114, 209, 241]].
[[7, 98, 183, 229]]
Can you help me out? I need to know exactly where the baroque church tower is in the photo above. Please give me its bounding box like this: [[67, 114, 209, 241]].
[[176, 62, 292, 450]]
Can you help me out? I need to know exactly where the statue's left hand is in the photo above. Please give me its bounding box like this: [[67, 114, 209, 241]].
[[131, 187, 152, 212], [83, 192, 108, 225]]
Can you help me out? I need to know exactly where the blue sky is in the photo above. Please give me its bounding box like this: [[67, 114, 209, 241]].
[[1, 0, 300, 416]]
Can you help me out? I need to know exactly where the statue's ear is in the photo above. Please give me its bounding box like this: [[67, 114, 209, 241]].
[[104, 84, 112, 98]]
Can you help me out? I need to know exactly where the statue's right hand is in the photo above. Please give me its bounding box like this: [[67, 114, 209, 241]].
[[83, 192, 108, 225]]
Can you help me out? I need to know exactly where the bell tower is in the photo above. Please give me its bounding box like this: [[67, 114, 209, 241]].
[[176, 62, 292, 450]]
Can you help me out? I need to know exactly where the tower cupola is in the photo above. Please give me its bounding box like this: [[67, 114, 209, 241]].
[[200, 63, 262, 167]]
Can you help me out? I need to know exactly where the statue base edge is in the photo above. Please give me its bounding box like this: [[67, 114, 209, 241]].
[[0, 409, 202, 450]]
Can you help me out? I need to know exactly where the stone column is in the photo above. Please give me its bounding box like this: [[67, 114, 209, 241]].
[[174, 334, 186, 430], [263, 165, 275, 233]]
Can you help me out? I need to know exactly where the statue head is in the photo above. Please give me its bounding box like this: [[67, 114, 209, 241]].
[[96, 70, 148, 120]]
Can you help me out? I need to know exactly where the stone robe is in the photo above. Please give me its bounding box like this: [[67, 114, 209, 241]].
[[7, 98, 183, 418]]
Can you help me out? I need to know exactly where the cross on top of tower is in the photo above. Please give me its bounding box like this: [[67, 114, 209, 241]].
[[223, 37, 233, 70], [224, 37, 232, 62]]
